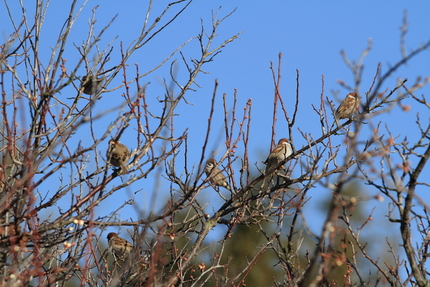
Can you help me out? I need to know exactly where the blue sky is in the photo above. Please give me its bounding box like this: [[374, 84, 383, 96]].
[[1, 0, 430, 276]]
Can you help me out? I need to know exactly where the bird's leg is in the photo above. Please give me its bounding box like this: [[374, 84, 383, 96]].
[[212, 185, 228, 201]]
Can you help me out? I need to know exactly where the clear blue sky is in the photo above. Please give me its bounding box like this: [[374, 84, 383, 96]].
[[1, 0, 429, 273]]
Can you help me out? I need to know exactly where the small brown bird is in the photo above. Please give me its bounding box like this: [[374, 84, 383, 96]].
[[205, 158, 231, 191], [265, 138, 292, 173], [335, 92, 360, 121], [81, 74, 103, 95], [107, 232, 133, 257], [107, 139, 131, 175]]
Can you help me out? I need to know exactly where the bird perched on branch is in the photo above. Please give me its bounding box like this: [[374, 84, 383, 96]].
[[81, 74, 103, 95], [106, 139, 131, 175], [334, 92, 360, 122], [264, 138, 292, 174], [205, 158, 231, 191], [107, 232, 133, 257]]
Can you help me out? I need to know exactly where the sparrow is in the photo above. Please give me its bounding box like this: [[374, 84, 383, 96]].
[[107, 232, 133, 257], [204, 158, 231, 191], [335, 92, 360, 121], [265, 138, 292, 173], [81, 74, 103, 95], [106, 139, 131, 175]]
